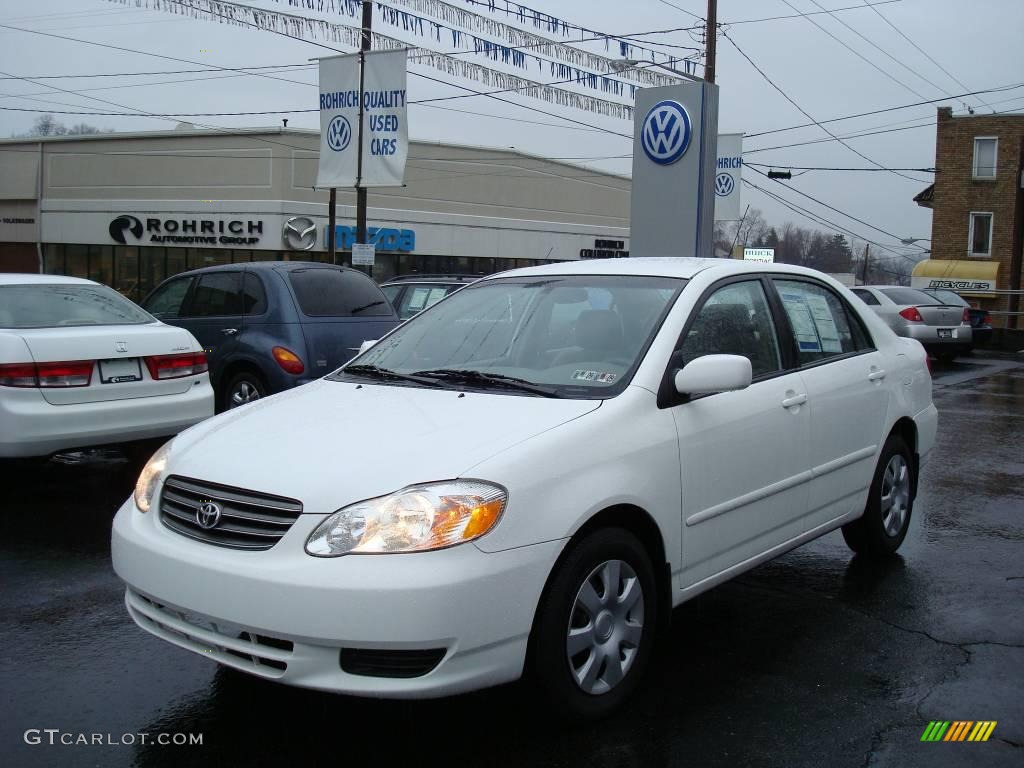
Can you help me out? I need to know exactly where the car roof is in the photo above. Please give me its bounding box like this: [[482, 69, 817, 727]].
[[479, 257, 839, 281], [167, 260, 352, 278], [0, 273, 98, 286], [382, 274, 479, 285]]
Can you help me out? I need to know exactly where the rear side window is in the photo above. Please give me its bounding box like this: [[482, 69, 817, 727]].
[[241, 272, 267, 315], [0, 283, 153, 328], [774, 280, 868, 364], [288, 268, 393, 317], [144, 276, 193, 319], [188, 272, 243, 317], [852, 288, 880, 306]]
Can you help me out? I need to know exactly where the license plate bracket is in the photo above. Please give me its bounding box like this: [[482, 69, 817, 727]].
[[99, 358, 142, 383], [937, 329, 953, 339]]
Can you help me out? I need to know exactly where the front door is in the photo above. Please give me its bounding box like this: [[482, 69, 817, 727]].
[[670, 278, 811, 588]]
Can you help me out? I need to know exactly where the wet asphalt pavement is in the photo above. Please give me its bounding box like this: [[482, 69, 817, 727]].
[[1, 355, 1021, 768]]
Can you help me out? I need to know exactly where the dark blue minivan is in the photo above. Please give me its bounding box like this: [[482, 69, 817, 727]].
[[142, 261, 399, 411]]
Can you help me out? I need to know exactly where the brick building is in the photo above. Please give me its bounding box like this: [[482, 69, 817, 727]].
[[913, 107, 1024, 327]]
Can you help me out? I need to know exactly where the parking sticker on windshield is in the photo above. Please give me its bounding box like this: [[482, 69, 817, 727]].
[[573, 370, 616, 383]]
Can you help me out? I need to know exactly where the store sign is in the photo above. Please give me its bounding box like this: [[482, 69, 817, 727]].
[[714, 133, 743, 221], [744, 248, 775, 263], [580, 238, 630, 259], [911, 277, 997, 293], [351, 243, 376, 266], [282, 216, 318, 251], [108, 215, 264, 246], [330, 225, 415, 252], [317, 49, 408, 188]]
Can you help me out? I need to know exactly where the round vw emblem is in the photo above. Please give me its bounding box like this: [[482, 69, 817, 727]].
[[196, 501, 222, 530], [326, 115, 351, 152], [715, 172, 735, 197], [283, 216, 318, 251], [641, 100, 692, 166]]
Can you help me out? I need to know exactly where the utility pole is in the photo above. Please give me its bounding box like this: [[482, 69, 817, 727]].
[[705, 0, 717, 83], [861, 244, 870, 285], [355, 0, 372, 274]]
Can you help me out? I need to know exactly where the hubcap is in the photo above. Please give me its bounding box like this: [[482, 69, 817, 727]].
[[230, 381, 261, 407], [881, 454, 911, 537], [566, 559, 644, 696]]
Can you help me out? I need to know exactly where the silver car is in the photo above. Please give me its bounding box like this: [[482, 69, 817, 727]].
[[851, 286, 971, 361]]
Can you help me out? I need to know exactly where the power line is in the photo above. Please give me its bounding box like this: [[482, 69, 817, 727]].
[[720, 30, 929, 183], [724, 0, 902, 25], [746, 163, 934, 172], [653, 1, 705, 22]]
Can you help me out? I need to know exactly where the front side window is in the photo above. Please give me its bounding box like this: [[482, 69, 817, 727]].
[[775, 280, 866, 364], [973, 137, 997, 179], [0, 283, 154, 329], [187, 271, 242, 317], [338, 275, 683, 398], [144, 276, 193, 319], [679, 280, 782, 379], [969, 213, 993, 256]]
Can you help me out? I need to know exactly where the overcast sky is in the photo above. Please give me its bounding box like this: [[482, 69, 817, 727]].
[[1, 0, 1022, 264]]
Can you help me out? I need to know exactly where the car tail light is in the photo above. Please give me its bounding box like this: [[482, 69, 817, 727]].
[[962, 308, 971, 324], [0, 361, 94, 387], [145, 352, 208, 380], [272, 346, 304, 375], [0, 363, 42, 387], [899, 307, 924, 322], [982, 313, 992, 325], [925, 356, 933, 376]]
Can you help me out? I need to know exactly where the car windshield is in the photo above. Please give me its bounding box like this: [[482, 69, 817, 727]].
[[0, 283, 154, 329], [923, 289, 969, 307], [333, 275, 683, 398]]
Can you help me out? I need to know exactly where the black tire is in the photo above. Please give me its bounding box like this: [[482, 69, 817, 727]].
[[842, 435, 914, 557], [936, 350, 958, 363], [527, 527, 657, 720], [221, 370, 267, 412]]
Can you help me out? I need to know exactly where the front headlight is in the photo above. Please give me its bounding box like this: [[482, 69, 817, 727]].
[[134, 441, 172, 513], [305, 480, 507, 556]]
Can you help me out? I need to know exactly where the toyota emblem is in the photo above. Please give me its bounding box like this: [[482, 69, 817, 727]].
[[283, 216, 318, 251], [196, 501, 222, 529]]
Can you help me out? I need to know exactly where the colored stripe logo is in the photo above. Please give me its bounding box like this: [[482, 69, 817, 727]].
[[921, 721, 997, 742]]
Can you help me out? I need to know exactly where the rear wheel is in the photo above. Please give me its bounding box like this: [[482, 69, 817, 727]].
[[528, 528, 657, 720], [222, 371, 267, 411], [842, 435, 914, 557]]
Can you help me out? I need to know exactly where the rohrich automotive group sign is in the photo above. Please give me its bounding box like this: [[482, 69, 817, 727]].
[[109, 215, 264, 246]]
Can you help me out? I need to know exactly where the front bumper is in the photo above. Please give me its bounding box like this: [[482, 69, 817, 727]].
[[0, 379, 214, 458], [111, 495, 563, 698]]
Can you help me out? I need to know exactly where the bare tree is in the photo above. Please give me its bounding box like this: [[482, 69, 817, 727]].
[[16, 114, 106, 137]]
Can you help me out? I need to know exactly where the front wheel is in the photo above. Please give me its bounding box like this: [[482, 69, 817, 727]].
[[528, 528, 657, 720], [842, 435, 914, 557]]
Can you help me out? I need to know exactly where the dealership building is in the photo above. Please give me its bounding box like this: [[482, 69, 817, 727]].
[[0, 127, 632, 299]]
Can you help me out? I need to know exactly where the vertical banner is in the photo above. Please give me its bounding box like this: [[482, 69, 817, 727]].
[[714, 133, 743, 221], [629, 82, 719, 259], [316, 49, 408, 188]]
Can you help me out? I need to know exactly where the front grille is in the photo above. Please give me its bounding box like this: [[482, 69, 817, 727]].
[[340, 648, 447, 678], [159, 475, 303, 551], [127, 589, 293, 677]]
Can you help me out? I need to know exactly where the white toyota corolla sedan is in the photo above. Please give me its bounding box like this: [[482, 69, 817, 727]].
[[0, 274, 214, 458], [112, 258, 936, 718]]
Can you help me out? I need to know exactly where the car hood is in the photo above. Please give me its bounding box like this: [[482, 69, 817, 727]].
[[164, 379, 601, 514]]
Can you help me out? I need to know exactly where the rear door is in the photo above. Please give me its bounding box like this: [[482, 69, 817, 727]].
[[178, 271, 244, 385], [771, 278, 889, 533], [285, 267, 399, 370]]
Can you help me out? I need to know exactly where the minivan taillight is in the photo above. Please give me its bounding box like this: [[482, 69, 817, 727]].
[[144, 352, 208, 380], [0, 361, 93, 387], [899, 307, 924, 322], [272, 346, 304, 375]]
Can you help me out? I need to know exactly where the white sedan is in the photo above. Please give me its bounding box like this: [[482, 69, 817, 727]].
[[0, 274, 214, 458], [112, 258, 936, 718]]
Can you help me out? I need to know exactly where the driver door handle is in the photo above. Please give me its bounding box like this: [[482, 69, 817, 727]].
[[221, 328, 238, 336], [868, 368, 887, 381], [781, 393, 807, 408]]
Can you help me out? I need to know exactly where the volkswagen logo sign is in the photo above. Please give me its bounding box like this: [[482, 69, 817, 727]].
[[641, 100, 692, 166], [326, 115, 352, 152], [283, 216, 318, 251], [196, 501, 222, 530], [715, 172, 735, 197]]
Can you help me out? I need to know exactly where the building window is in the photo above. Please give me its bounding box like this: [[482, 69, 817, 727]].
[[973, 137, 997, 179], [968, 212, 993, 257]]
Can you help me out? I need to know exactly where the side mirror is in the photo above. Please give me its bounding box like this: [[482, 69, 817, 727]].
[[357, 339, 378, 355], [674, 354, 752, 396]]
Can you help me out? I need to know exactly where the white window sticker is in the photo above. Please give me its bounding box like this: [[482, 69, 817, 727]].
[[780, 291, 821, 353], [803, 294, 843, 353]]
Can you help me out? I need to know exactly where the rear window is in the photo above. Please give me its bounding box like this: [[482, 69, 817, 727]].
[[0, 284, 153, 329], [923, 289, 969, 307], [288, 268, 394, 317], [879, 287, 939, 305]]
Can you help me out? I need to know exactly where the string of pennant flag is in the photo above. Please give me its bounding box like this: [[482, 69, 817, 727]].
[[105, 0, 638, 118]]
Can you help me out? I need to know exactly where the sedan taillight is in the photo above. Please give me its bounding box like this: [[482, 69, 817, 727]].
[[962, 308, 971, 324], [982, 313, 992, 325], [0, 361, 93, 387], [144, 352, 208, 380], [899, 307, 924, 322]]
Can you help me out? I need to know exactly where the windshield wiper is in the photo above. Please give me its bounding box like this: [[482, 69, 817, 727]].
[[340, 364, 442, 387], [350, 300, 386, 314], [410, 368, 559, 397]]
